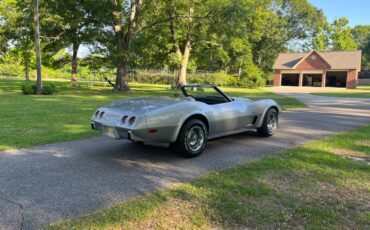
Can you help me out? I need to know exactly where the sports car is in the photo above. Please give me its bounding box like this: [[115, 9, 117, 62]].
[[91, 84, 281, 157]]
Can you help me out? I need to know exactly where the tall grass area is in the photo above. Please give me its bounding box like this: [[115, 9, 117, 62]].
[[0, 78, 306, 151]]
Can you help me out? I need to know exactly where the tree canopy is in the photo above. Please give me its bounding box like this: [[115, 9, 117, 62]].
[[0, 0, 368, 89], [352, 25, 370, 70], [307, 17, 357, 51]]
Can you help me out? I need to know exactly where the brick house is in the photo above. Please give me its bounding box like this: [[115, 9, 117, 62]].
[[272, 50, 362, 89]]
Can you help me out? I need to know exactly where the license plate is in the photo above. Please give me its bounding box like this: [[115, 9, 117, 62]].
[[103, 126, 120, 139]]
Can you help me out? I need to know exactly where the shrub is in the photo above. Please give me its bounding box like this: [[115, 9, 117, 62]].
[[124, 69, 269, 88], [130, 70, 175, 84], [0, 63, 24, 77], [239, 63, 266, 88], [239, 75, 266, 88], [187, 73, 240, 87], [42, 84, 57, 95], [21, 84, 37, 95], [21, 83, 57, 95], [129, 70, 267, 88], [41, 67, 68, 79]]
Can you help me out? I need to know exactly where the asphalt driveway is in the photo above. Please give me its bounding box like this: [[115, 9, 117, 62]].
[[1, 93, 370, 229]]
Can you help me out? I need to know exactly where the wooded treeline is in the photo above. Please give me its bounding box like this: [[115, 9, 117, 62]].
[[1, 0, 369, 90]]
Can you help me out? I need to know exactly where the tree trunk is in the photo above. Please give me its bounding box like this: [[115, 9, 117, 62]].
[[112, 0, 142, 91], [71, 42, 80, 87], [113, 25, 130, 91], [33, 0, 42, 94], [25, 59, 30, 81], [176, 7, 193, 87], [177, 39, 191, 86], [115, 58, 130, 91]]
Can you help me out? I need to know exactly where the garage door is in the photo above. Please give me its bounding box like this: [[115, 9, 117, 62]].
[[281, 74, 299, 86], [326, 71, 347, 87], [303, 74, 322, 87]]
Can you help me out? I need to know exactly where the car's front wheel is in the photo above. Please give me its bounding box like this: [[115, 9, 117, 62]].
[[176, 119, 208, 158], [257, 108, 278, 137]]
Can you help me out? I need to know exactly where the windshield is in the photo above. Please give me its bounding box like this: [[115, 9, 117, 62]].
[[181, 85, 231, 105]]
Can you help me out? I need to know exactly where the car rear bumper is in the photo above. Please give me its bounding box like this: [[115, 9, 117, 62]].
[[91, 121, 176, 147], [91, 121, 135, 141]]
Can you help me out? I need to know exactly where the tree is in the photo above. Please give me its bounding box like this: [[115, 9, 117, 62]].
[[90, 0, 143, 91], [206, 0, 265, 77], [91, 0, 224, 88], [363, 42, 370, 70], [167, 1, 195, 86], [34, 0, 42, 93], [195, 0, 325, 77], [352, 25, 370, 48], [88, 0, 144, 91], [276, 0, 326, 50], [170, 0, 229, 86], [306, 17, 358, 54], [352, 25, 370, 69], [142, 0, 226, 86], [0, 0, 334, 86], [131, 0, 325, 85], [0, 26, 7, 58], [331, 17, 357, 51], [250, 11, 287, 73], [112, 0, 143, 91], [42, 0, 101, 86], [310, 23, 331, 51], [0, 0, 35, 80]]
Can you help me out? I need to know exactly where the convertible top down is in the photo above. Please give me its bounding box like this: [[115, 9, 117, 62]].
[[91, 84, 281, 157]]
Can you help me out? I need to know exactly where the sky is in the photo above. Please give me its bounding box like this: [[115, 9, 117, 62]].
[[309, 0, 370, 26]]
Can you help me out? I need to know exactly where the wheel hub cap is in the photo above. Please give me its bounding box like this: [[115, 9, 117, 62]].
[[267, 113, 277, 132], [186, 126, 204, 152]]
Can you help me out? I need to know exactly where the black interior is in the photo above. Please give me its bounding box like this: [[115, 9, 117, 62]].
[[303, 74, 322, 87], [281, 74, 299, 86], [325, 71, 347, 87], [181, 85, 232, 105], [192, 96, 230, 105]]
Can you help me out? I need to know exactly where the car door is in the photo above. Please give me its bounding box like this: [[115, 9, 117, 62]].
[[208, 100, 251, 134], [181, 85, 254, 135]]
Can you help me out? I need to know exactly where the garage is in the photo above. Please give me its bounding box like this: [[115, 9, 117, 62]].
[[273, 50, 361, 89], [303, 74, 322, 87], [281, 74, 299, 86], [325, 71, 347, 87]]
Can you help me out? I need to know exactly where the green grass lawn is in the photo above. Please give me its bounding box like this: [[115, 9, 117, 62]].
[[47, 124, 370, 229], [0, 78, 306, 151], [312, 85, 370, 98]]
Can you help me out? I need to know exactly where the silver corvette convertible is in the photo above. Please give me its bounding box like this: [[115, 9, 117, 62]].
[[91, 84, 281, 157]]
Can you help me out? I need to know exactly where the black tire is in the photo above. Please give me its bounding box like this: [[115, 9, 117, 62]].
[[257, 108, 278, 137], [175, 119, 208, 158]]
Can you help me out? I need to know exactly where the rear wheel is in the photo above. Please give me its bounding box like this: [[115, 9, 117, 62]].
[[175, 119, 207, 158], [257, 108, 278, 137]]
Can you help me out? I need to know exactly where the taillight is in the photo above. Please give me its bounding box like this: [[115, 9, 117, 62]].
[[100, 111, 105, 118], [95, 110, 100, 116], [128, 116, 136, 125], [121, 115, 128, 123]]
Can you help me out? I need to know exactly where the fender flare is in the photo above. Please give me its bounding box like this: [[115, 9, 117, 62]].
[[255, 105, 280, 128], [170, 113, 210, 143]]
